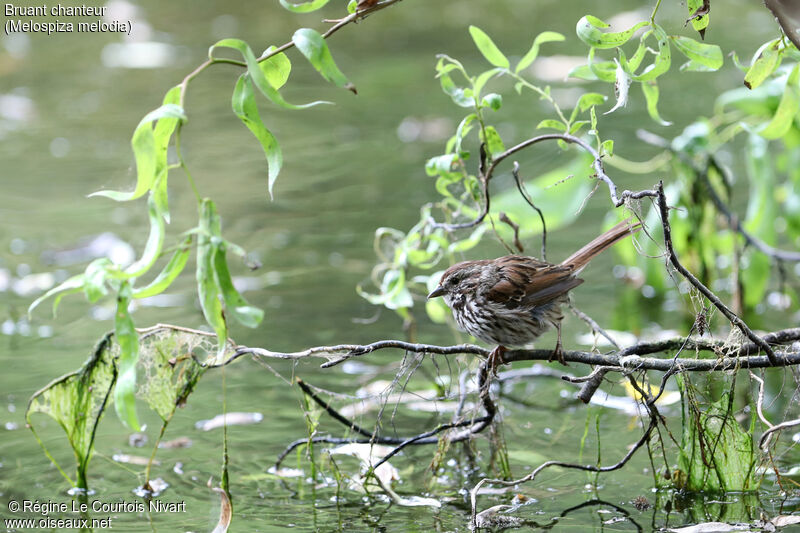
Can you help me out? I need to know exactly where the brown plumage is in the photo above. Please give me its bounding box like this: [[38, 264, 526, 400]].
[[427, 219, 641, 369]]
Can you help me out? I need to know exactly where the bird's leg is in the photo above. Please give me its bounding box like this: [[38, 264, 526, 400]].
[[487, 345, 508, 377], [548, 322, 568, 366]]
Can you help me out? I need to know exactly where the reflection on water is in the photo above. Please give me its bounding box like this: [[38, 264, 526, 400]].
[[0, 0, 794, 530]]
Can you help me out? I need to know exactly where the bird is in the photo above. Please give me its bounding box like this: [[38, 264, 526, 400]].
[[427, 218, 642, 373]]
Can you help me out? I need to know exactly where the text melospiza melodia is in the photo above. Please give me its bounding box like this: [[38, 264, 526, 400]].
[[427, 219, 642, 371]]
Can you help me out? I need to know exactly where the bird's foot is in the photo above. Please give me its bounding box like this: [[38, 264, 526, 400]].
[[487, 345, 508, 377], [547, 332, 568, 366]]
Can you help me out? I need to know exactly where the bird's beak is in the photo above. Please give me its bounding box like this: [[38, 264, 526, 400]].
[[427, 286, 446, 299]]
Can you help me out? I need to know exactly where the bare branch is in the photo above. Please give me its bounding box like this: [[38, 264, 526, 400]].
[[656, 181, 780, 365]]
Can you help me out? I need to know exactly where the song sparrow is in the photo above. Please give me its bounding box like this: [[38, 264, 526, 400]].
[[427, 219, 641, 371]]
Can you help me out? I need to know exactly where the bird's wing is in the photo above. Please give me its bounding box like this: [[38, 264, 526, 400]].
[[486, 256, 583, 308]]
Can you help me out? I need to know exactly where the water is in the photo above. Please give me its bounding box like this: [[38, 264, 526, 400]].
[[1, 0, 795, 530]]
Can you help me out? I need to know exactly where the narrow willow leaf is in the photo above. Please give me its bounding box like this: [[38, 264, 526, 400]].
[[744, 41, 781, 90], [568, 64, 597, 81], [425, 154, 458, 176], [687, 0, 710, 34], [197, 199, 227, 352], [448, 225, 487, 253], [576, 15, 648, 49], [437, 66, 473, 107], [292, 28, 356, 93], [27, 333, 116, 488], [641, 80, 672, 126], [210, 38, 327, 109], [633, 25, 671, 82], [260, 46, 292, 89], [83, 258, 112, 303], [569, 92, 606, 122], [671, 36, 723, 70], [481, 93, 502, 110], [473, 67, 502, 98], [28, 274, 84, 317], [759, 64, 800, 139], [152, 86, 183, 221], [536, 119, 566, 131], [626, 31, 652, 73], [132, 236, 192, 299], [468, 26, 509, 69], [114, 282, 141, 430], [742, 134, 775, 306], [279, 0, 330, 12], [454, 114, 477, 156], [481, 125, 505, 158], [232, 74, 283, 199], [123, 194, 166, 278], [213, 243, 264, 329], [586, 48, 617, 82], [90, 104, 186, 202], [516, 31, 564, 73]]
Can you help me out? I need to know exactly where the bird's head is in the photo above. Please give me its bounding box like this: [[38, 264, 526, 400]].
[[427, 260, 488, 303]]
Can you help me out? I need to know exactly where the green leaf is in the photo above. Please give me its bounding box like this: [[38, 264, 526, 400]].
[[759, 64, 800, 139], [641, 80, 672, 126], [152, 86, 183, 221], [232, 74, 283, 199], [516, 31, 564, 73], [536, 119, 566, 131], [569, 92, 606, 123], [671, 35, 723, 70], [27, 333, 117, 488], [260, 46, 292, 89], [210, 38, 327, 109], [123, 194, 166, 278], [292, 28, 356, 93], [197, 199, 227, 353], [436, 57, 474, 108], [453, 113, 477, 156], [279, 0, 330, 13], [481, 125, 505, 158], [633, 25, 671, 82], [481, 92, 502, 111], [586, 48, 618, 82], [448, 225, 487, 253], [114, 282, 141, 430], [28, 274, 85, 317], [601, 139, 614, 156], [90, 103, 186, 202], [132, 236, 192, 299], [426, 154, 459, 176], [744, 41, 781, 90], [213, 242, 264, 329], [468, 26, 509, 69], [576, 15, 648, 49], [626, 31, 652, 73], [83, 258, 112, 303], [472, 67, 502, 98], [687, 0, 710, 33]]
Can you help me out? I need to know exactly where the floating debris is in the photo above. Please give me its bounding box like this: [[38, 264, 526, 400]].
[[195, 412, 263, 431]]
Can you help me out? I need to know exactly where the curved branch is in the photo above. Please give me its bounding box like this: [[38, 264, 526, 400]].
[[656, 181, 780, 365], [430, 133, 658, 232]]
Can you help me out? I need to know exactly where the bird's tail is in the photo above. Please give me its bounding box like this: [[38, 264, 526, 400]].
[[561, 218, 642, 271]]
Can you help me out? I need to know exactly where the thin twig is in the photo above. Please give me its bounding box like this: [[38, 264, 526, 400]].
[[511, 161, 546, 259]]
